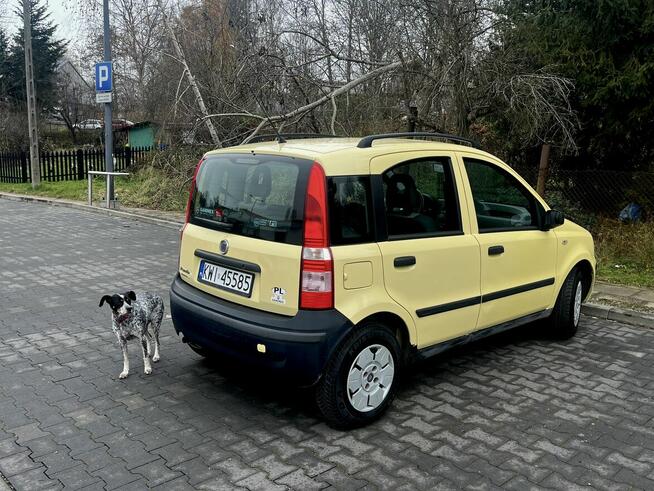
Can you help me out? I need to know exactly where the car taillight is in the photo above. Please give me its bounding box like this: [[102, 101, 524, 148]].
[[300, 163, 333, 309]]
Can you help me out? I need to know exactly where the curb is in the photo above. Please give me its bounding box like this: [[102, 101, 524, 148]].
[[0, 192, 183, 230], [583, 303, 654, 329], [0, 471, 14, 491], [3, 192, 653, 330]]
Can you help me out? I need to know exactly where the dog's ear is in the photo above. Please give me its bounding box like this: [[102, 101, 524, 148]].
[[125, 291, 136, 301], [99, 295, 112, 308]]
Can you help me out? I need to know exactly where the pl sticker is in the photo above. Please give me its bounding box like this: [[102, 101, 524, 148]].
[[271, 287, 286, 304]]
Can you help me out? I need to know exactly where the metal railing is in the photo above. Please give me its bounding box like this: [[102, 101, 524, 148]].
[[88, 171, 130, 208]]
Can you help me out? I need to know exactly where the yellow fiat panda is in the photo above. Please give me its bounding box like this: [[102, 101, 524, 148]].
[[170, 132, 595, 428]]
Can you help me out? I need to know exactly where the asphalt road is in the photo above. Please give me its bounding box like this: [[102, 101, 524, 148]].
[[1, 198, 654, 490]]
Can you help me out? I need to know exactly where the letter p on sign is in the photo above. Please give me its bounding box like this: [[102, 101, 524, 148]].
[[95, 62, 112, 92]]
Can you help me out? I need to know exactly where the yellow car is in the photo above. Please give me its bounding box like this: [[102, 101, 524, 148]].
[[170, 132, 595, 428]]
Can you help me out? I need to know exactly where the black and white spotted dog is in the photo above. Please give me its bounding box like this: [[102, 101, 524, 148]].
[[99, 291, 164, 379]]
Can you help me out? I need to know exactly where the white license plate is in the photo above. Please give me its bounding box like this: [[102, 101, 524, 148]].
[[198, 260, 254, 297]]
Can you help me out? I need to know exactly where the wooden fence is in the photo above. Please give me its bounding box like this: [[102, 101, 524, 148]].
[[0, 147, 151, 183]]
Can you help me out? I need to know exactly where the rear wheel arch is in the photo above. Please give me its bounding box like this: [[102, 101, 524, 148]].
[[358, 312, 412, 355]]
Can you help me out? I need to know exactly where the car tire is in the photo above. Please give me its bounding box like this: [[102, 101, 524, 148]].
[[549, 267, 584, 339], [188, 342, 211, 358], [316, 322, 402, 429]]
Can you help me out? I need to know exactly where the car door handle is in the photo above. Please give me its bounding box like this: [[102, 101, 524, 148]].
[[394, 256, 416, 267], [488, 245, 504, 256]]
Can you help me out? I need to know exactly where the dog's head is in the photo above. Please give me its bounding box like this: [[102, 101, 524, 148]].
[[99, 291, 137, 322]]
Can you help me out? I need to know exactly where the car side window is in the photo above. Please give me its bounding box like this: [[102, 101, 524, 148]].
[[382, 158, 461, 238], [463, 158, 540, 232], [328, 176, 374, 245]]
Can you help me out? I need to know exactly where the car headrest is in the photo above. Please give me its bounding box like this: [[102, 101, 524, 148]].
[[386, 173, 420, 214], [247, 165, 272, 200]]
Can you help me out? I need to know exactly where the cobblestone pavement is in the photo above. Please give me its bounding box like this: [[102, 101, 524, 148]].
[[2, 199, 654, 490]]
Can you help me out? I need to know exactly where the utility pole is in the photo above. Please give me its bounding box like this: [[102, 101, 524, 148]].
[[103, 0, 114, 205], [23, 0, 40, 188]]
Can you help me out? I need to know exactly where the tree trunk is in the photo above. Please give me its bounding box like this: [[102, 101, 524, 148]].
[[156, 0, 222, 148]]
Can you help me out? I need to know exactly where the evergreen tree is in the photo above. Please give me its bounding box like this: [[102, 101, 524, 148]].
[[497, 0, 654, 171], [0, 28, 9, 99], [6, 0, 67, 110]]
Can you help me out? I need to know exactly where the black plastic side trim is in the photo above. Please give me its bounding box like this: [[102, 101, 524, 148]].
[[416, 296, 481, 318], [482, 277, 555, 303], [416, 309, 551, 360], [415, 277, 555, 317], [194, 249, 261, 273]]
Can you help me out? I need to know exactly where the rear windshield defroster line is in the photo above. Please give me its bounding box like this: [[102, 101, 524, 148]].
[[189, 154, 313, 245]]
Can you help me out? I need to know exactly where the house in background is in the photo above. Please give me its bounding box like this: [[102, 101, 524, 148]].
[[128, 121, 159, 148], [125, 121, 201, 148]]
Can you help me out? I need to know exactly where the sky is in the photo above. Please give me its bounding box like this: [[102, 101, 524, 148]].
[[0, 0, 82, 43]]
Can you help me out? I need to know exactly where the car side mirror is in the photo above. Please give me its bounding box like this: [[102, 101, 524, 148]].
[[543, 209, 564, 230]]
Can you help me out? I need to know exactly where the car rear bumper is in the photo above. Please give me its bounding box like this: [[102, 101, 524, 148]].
[[169, 274, 353, 386]]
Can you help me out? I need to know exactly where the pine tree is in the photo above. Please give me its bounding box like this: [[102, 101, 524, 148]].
[[6, 0, 67, 110], [0, 29, 9, 99]]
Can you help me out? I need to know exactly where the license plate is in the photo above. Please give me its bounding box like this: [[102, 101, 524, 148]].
[[198, 260, 254, 297]]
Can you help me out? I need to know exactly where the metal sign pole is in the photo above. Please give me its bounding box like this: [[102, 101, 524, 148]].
[[103, 0, 114, 206]]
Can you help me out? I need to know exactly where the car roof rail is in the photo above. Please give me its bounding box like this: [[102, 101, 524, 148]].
[[356, 132, 480, 149], [246, 133, 344, 144]]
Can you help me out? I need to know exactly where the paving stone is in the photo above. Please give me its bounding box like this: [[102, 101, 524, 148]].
[[91, 462, 140, 490], [10, 423, 50, 444], [0, 452, 41, 477], [233, 471, 286, 491], [172, 457, 221, 486], [155, 442, 198, 468], [131, 459, 182, 487], [48, 466, 102, 489], [275, 469, 328, 490], [0, 439, 23, 459], [6, 467, 61, 491], [151, 476, 195, 490]]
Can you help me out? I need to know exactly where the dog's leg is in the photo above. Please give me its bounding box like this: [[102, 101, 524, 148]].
[[119, 340, 129, 379], [152, 305, 163, 363], [152, 329, 160, 363], [144, 329, 153, 358], [140, 336, 152, 375]]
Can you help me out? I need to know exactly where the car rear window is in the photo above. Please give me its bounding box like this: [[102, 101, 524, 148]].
[[190, 154, 311, 245]]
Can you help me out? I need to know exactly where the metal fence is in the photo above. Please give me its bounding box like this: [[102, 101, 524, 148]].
[[0, 147, 151, 183], [513, 166, 654, 224]]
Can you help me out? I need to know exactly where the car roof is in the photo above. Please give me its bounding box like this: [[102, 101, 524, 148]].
[[204, 137, 501, 175]]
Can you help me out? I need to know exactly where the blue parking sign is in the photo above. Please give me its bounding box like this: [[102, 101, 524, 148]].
[[95, 62, 112, 92]]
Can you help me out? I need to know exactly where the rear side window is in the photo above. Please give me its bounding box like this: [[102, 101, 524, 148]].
[[382, 158, 461, 238], [191, 154, 311, 244], [328, 176, 374, 245]]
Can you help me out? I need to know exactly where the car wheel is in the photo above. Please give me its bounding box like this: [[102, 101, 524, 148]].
[[549, 267, 584, 339], [188, 342, 211, 358], [316, 323, 402, 429]]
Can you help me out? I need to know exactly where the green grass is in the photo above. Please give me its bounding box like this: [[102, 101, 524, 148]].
[[0, 179, 96, 201], [0, 169, 187, 212], [594, 218, 654, 288]]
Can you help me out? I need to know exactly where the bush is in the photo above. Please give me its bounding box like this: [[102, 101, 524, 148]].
[[114, 146, 210, 211]]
